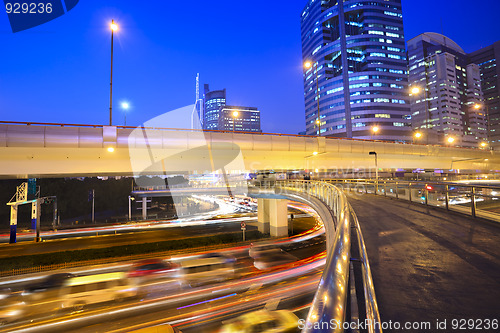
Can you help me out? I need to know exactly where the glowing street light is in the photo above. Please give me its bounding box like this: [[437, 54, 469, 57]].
[[304, 60, 321, 136], [414, 132, 422, 139], [410, 86, 430, 144], [480, 142, 488, 148], [109, 20, 118, 126], [447, 136, 455, 144], [121, 102, 130, 126], [107, 147, 115, 153], [232, 110, 239, 132]]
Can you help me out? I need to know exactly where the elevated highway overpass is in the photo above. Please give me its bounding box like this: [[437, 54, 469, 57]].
[[0, 121, 496, 178]]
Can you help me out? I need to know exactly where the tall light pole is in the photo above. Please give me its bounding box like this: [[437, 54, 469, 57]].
[[371, 125, 379, 140], [121, 102, 130, 126], [232, 110, 239, 132], [109, 20, 118, 126], [413, 131, 422, 143], [411, 86, 429, 144], [304, 61, 321, 136], [128, 195, 135, 220], [474, 103, 489, 147], [369, 151, 378, 193]]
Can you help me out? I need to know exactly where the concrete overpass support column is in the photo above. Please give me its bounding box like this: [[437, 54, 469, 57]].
[[269, 199, 288, 237], [257, 198, 270, 234], [142, 197, 148, 220]]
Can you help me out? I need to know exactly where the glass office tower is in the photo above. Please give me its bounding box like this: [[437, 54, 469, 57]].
[[300, 0, 411, 140], [469, 41, 500, 150], [203, 84, 226, 130]]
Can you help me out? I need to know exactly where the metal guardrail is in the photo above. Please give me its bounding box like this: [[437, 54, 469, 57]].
[[276, 180, 381, 333], [327, 179, 500, 223]]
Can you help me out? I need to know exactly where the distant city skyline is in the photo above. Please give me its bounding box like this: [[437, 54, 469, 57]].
[[1, 0, 499, 135]]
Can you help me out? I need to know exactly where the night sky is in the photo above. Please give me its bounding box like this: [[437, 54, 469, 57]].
[[1, 0, 499, 134]]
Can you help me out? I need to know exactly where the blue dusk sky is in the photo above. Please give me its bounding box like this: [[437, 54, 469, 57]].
[[1, 0, 499, 134]]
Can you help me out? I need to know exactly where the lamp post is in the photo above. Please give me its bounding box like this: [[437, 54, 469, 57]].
[[232, 110, 239, 132], [413, 131, 422, 143], [109, 20, 118, 126], [410, 86, 429, 144], [121, 102, 129, 126], [128, 195, 135, 221], [304, 61, 321, 136], [446, 136, 455, 145], [369, 151, 378, 193], [474, 103, 490, 148], [371, 125, 379, 140]]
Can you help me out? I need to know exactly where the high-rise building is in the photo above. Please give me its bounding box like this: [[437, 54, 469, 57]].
[[300, 0, 411, 140], [469, 41, 500, 150], [407, 33, 487, 147], [203, 84, 226, 130], [218, 106, 261, 132]]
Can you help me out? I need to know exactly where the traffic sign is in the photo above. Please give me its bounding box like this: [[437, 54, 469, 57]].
[[241, 221, 246, 228]]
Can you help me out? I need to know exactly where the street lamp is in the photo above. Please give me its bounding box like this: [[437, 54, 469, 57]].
[[410, 86, 429, 144], [371, 125, 379, 140], [369, 151, 378, 193], [413, 131, 423, 144], [474, 103, 490, 147], [304, 60, 321, 136], [232, 110, 239, 132], [121, 102, 129, 126], [128, 196, 135, 220], [447, 136, 455, 145], [109, 20, 118, 126]]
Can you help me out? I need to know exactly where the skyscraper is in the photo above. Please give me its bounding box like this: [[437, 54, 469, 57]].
[[469, 41, 500, 150], [407, 33, 487, 147], [203, 84, 226, 130], [300, 0, 411, 140]]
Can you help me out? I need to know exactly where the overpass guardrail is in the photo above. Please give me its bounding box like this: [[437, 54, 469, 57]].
[[273, 180, 382, 333], [326, 179, 500, 223]]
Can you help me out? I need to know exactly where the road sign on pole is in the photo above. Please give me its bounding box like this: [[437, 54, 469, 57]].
[[241, 221, 246, 241]]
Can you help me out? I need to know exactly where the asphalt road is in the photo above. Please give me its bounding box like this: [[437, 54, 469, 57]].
[[0, 220, 261, 259], [1, 232, 325, 332], [348, 192, 500, 332]]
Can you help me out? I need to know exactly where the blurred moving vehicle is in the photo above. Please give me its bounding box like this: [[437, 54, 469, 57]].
[[15, 273, 76, 319], [198, 252, 237, 264], [23, 273, 75, 300], [129, 323, 182, 333], [180, 255, 235, 286], [249, 243, 284, 259], [0, 295, 24, 326], [128, 259, 181, 283], [218, 309, 299, 333], [253, 253, 297, 271], [60, 272, 137, 310], [249, 244, 297, 270]]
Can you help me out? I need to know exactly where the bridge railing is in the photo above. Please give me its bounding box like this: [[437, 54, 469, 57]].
[[326, 179, 500, 223], [275, 180, 381, 333]]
